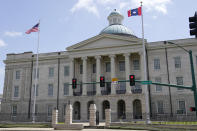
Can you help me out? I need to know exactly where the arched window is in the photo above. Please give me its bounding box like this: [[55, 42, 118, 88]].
[[117, 100, 126, 119], [102, 100, 110, 119], [133, 99, 142, 119], [73, 101, 80, 120]]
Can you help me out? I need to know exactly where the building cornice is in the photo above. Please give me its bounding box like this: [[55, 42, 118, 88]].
[[66, 33, 144, 51], [4, 53, 69, 64], [147, 38, 197, 51]]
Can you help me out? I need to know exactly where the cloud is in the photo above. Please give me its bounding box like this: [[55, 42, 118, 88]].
[[4, 31, 22, 37], [70, 0, 171, 17], [96, 0, 117, 5], [70, 0, 99, 17], [119, 2, 129, 10], [131, 0, 172, 14], [0, 39, 7, 47], [152, 15, 157, 19]]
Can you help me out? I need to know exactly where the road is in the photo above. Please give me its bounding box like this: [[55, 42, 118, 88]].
[[0, 128, 147, 131]]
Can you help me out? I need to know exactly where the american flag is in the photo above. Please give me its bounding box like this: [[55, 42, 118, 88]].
[[25, 23, 39, 34]]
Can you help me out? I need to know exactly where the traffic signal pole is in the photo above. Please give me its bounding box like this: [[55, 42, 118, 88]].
[[189, 50, 197, 118]]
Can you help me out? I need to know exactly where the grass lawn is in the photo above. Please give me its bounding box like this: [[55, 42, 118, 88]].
[[109, 125, 197, 131], [109, 121, 197, 131], [0, 123, 51, 128]]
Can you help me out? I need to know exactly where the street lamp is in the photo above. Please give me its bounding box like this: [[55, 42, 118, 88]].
[[164, 41, 197, 118]]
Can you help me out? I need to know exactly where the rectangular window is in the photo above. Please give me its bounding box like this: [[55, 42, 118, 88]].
[[157, 101, 164, 114], [133, 60, 140, 70], [154, 58, 160, 70], [33, 68, 39, 79], [80, 64, 83, 74], [16, 70, 20, 80], [106, 82, 111, 93], [119, 82, 126, 90], [92, 64, 96, 73], [119, 61, 125, 71], [48, 84, 53, 96], [177, 100, 186, 114], [155, 77, 162, 92], [106, 62, 111, 72], [92, 81, 96, 92], [47, 105, 53, 116], [64, 66, 69, 76], [49, 67, 54, 77], [176, 77, 183, 90], [12, 105, 17, 116], [63, 104, 67, 116], [33, 84, 39, 96], [64, 83, 69, 95], [35, 104, 38, 116], [14, 86, 19, 97], [174, 56, 181, 68]]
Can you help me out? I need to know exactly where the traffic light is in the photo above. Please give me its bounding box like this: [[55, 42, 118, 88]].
[[129, 75, 135, 86], [190, 107, 196, 112], [189, 12, 197, 38], [72, 78, 77, 89], [100, 76, 105, 87]]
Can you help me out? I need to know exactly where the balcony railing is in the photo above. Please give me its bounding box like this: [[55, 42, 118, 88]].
[[87, 91, 96, 96], [132, 88, 142, 94], [101, 90, 110, 95], [116, 90, 126, 94], [73, 91, 82, 96]]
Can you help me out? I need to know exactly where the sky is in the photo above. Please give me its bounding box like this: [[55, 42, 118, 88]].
[[0, 0, 196, 94]]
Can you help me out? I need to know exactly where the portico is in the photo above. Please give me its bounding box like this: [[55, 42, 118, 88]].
[[68, 51, 143, 96]]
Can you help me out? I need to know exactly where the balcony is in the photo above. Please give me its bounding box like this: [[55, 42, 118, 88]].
[[73, 91, 82, 96], [87, 91, 96, 96], [101, 90, 110, 95], [132, 88, 142, 94], [116, 90, 126, 94]]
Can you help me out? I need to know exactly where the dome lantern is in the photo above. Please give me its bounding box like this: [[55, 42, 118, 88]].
[[107, 9, 124, 25], [100, 10, 136, 37]]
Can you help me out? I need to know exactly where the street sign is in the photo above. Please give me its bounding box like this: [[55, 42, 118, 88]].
[[140, 81, 152, 84], [112, 78, 118, 82]]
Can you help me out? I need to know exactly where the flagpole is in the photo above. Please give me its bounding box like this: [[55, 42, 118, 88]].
[[140, 1, 151, 124], [32, 20, 40, 123]]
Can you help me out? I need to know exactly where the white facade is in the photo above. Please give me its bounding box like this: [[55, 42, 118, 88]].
[[1, 11, 197, 122]]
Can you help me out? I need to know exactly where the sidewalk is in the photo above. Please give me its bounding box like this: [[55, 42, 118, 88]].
[[0, 128, 146, 131], [0, 128, 54, 131]]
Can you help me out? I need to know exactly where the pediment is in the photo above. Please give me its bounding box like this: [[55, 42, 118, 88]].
[[66, 34, 142, 51]]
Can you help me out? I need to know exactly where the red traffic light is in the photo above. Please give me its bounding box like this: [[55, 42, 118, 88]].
[[72, 78, 77, 89], [100, 76, 105, 87], [190, 107, 196, 112], [129, 75, 135, 86]]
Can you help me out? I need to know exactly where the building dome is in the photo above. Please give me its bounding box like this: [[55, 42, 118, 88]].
[[100, 9, 135, 36]]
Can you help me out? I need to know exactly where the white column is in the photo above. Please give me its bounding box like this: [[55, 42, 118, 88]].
[[89, 104, 96, 126], [82, 56, 87, 96], [124, 53, 131, 94], [69, 58, 74, 96], [105, 109, 111, 127], [65, 104, 72, 125], [110, 54, 116, 94], [52, 109, 58, 126], [95, 56, 101, 95]]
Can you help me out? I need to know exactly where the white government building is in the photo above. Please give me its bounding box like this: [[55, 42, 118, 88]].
[[1, 10, 197, 122]]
